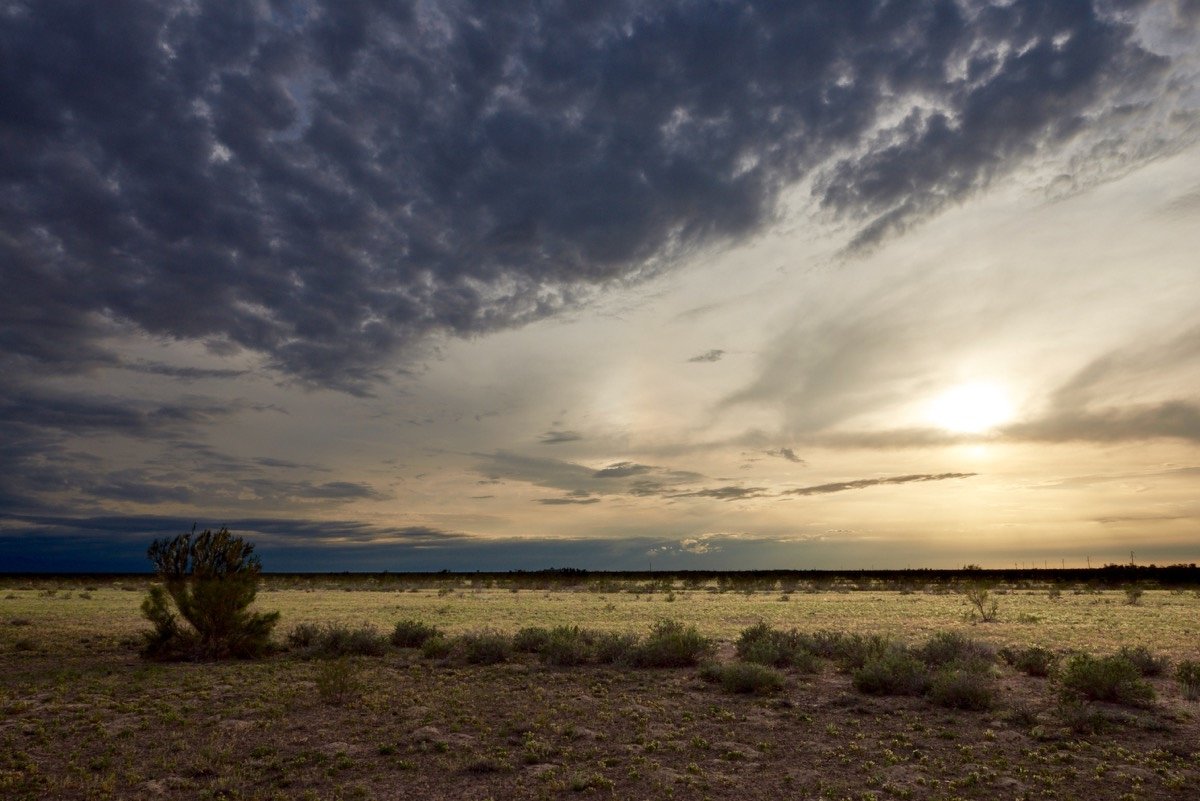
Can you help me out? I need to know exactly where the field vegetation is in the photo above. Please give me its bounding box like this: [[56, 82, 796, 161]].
[[2, 571, 1199, 799]]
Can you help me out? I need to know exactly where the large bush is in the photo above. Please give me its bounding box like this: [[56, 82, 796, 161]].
[[141, 526, 279, 660]]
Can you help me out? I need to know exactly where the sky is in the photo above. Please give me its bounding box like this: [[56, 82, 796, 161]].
[[2, 0, 1199, 572]]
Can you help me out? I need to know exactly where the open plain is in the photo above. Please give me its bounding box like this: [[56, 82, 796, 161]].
[[2, 576, 1198, 800]]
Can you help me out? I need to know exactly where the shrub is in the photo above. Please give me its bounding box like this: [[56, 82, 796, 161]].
[[1116, 645, 1169, 677], [141, 526, 279, 660], [963, 581, 999, 622], [287, 622, 323, 650], [852, 649, 929, 696], [461, 629, 512, 664], [421, 635, 453, 659], [392, 619, 441, 648], [699, 661, 785, 694], [825, 632, 892, 670], [918, 632, 995, 668], [1059, 653, 1154, 706], [1176, 660, 1200, 701], [540, 626, 595, 666], [513, 626, 552, 653], [302, 618, 386, 657], [1001, 645, 1058, 677], [592, 631, 640, 665], [735, 623, 820, 672], [627, 619, 712, 668], [1123, 584, 1144, 606], [927, 666, 997, 710], [793, 629, 853, 659], [315, 657, 362, 705]]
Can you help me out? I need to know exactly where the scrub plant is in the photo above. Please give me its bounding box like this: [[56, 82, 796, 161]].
[[141, 526, 279, 660]]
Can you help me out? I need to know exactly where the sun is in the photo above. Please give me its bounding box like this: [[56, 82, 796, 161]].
[[926, 381, 1013, 434]]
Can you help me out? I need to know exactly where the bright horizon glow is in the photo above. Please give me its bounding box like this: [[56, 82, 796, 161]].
[[926, 381, 1014, 434]]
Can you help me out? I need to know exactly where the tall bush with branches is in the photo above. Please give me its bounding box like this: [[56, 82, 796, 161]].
[[141, 526, 279, 660]]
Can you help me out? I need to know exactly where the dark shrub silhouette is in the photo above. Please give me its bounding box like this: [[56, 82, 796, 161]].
[[141, 526, 279, 660]]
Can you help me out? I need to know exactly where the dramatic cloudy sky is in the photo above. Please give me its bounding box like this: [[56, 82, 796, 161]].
[[2, 0, 1199, 571]]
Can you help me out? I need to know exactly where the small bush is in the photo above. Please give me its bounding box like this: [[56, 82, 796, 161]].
[[391, 619, 441, 648], [1116, 645, 1169, 677], [421, 635, 453, 659], [315, 657, 362, 705], [592, 631, 640, 665], [513, 626, 552, 653], [1059, 653, 1154, 706], [918, 632, 995, 668], [1175, 660, 1200, 701], [627, 619, 712, 667], [735, 623, 820, 672], [1058, 699, 1109, 734], [927, 666, 997, 710], [1123, 584, 1144, 605], [540, 626, 595, 666], [827, 632, 893, 670], [963, 581, 999, 622], [699, 661, 785, 694], [1001, 645, 1058, 677], [852, 649, 929, 696], [461, 629, 512, 664], [290, 622, 389, 657]]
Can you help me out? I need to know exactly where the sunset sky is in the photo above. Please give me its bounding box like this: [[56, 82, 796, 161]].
[[2, 1, 1199, 572]]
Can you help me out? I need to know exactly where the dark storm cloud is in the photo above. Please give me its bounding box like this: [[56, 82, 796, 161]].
[[784, 472, 977, 496], [688, 349, 726, 363], [1, 1, 1177, 392], [123, 361, 249, 381]]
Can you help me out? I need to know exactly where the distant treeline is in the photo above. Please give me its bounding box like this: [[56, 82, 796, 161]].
[[4, 564, 1199, 588]]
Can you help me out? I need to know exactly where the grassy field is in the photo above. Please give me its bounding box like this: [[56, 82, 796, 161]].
[[2, 577, 1199, 799]]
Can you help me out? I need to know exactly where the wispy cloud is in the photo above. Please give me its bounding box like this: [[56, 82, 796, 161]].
[[784, 473, 977, 496]]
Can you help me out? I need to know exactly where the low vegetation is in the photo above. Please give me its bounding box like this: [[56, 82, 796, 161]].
[[4, 569, 1199, 800]]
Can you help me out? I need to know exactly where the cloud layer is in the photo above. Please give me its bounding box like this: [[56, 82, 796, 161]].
[[2, 0, 1180, 392]]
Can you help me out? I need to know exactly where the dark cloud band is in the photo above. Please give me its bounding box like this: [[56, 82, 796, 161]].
[[1, 0, 1177, 392]]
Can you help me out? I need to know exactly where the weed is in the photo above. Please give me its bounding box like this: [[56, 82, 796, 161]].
[[1059, 653, 1154, 706], [1116, 645, 1169, 677], [699, 661, 785, 694], [391, 619, 441, 648], [852, 649, 929, 696], [626, 619, 712, 667]]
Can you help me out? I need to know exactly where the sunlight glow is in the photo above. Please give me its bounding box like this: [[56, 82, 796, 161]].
[[926, 381, 1014, 434]]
